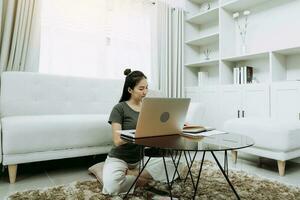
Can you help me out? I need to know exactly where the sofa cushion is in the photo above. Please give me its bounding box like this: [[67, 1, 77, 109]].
[[223, 118, 300, 152], [2, 114, 112, 154], [0, 72, 123, 117], [88, 162, 105, 185]]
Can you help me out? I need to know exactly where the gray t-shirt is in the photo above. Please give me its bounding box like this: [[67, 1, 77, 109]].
[[108, 102, 144, 164]]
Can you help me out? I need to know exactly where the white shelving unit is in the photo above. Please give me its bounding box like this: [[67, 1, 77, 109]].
[[185, 59, 219, 67], [186, 7, 219, 24], [220, 51, 270, 84], [185, 32, 219, 46], [184, 0, 300, 127], [221, 51, 269, 62], [271, 46, 300, 82], [221, 0, 270, 12], [185, 0, 220, 87], [184, 0, 300, 87]]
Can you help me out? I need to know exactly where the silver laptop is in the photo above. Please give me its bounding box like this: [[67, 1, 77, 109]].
[[120, 97, 190, 139]]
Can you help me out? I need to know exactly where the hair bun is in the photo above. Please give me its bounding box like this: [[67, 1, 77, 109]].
[[124, 68, 132, 76]]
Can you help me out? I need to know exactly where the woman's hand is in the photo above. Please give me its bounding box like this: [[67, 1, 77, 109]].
[[111, 122, 127, 146]]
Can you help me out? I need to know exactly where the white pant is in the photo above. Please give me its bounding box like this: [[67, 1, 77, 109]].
[[102, 156, 180, 195]]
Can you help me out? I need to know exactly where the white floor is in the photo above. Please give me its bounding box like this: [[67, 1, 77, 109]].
[[0, 152, 300, 199]]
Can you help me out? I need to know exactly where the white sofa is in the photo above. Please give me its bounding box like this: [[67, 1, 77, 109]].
[[224, 118, 300, 176], [0, 72, 124, 183], [0, 72, 201, 183]]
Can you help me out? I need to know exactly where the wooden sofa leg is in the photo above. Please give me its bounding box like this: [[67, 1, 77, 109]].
[[8, 165, 18, 184], [277, 160, 286, 176], [231, 150, 238, 163]]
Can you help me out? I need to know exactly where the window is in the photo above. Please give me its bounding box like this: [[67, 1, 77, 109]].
[[39, 0, 153, 81]]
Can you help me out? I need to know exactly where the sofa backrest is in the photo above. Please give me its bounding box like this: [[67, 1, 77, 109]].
[[1, 72, 124, 117]]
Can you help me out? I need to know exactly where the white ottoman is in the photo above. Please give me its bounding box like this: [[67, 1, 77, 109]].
[[223, 118, 300, 176]]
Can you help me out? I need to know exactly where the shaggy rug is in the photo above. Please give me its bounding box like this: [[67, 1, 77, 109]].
[[7, 161, 300, 200]]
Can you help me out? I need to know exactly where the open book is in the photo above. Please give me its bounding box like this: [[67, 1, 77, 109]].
[[182, 124, 213, 133], [182, 124, 226, 137], [182, 130, 227, 137]]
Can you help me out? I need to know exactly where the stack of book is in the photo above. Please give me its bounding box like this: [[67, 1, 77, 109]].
[[182, 125, 226, 137], [233, 66, 253, 84]]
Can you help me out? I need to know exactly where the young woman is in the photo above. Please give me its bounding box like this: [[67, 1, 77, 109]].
[[102, 69, 179, 195]]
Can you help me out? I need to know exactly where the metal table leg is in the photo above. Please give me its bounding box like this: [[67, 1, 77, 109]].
[[123, 156, 151, 199], [211, 151, 240, 200], [192, 151, 206, 199], [169, 150, 183, 184], [162, 153, 173, 199], [183, 151, 197, 189]]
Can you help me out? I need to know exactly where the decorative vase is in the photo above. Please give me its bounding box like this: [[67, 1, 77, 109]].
[[241, 43, 247, 54], [203, 49, 211, 60]]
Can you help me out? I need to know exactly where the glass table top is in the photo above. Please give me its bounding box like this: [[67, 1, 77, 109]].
[[124, 133, 254, 151]]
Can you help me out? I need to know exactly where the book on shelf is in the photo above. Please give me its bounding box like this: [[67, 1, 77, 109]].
[[245, 66, 253, 83], [233, 68, 236, 84], [240, 66, 244, 84], [233, 68, 237, 84], [233, 66, 253, 84], [233, 67, 240, 84], [182, 130, 227, 137], [238, 67, 240, 84]]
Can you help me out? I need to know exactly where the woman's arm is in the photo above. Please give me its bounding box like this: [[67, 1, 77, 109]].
[[111, 122, 127, 146]]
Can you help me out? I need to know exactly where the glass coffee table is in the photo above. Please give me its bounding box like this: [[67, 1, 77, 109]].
[[122, 133, 254, 200]]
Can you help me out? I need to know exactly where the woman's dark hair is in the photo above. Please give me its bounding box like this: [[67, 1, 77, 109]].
[[119, 68, 147, 102]]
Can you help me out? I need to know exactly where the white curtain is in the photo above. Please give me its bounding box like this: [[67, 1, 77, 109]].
[[25, 0, 41, 72], [39, 0, 153, 81], [0, 0, 37, 73], [153, 0, 185, 97], [172, 9, 184, 98]]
